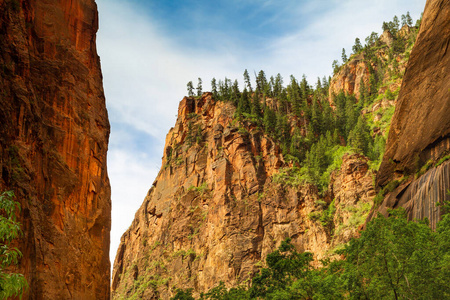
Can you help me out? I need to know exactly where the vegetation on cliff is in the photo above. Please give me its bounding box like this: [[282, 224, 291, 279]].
[[172, 206, 450, 299], [187, 13, 419, 192], [0, 191, 27, 299], [113, 13, 432, 300]]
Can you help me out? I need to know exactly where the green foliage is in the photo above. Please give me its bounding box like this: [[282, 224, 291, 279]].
[[174, 209, 450, 299], [309, 199, 336, 229], [187, 81, 194, 97], [436, 154, 450, 168], [334, 209, 450, 299], [171, 288, 195, 300], [0, 191, 28, 299], [188, 183, 209, 196]]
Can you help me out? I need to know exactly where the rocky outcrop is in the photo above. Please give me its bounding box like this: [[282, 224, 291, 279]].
[[112, 94, 324, 299], [111, 94, 377, 299], [329, 53, 369, 100], [375, 0, 450, 226], [329, 154, 375, 247], [0, 0, 111, 299], [329, 27, 415, 102]]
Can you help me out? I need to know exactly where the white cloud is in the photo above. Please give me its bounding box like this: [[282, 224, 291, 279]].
[[96, 0, 426, 266]]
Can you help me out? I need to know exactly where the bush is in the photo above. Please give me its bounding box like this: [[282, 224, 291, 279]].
[[0, 191, 28, 299]]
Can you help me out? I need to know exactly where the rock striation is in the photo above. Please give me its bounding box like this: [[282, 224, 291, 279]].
[[111, 94, 374, 299], [375, 0, 450, 226], [0, 0, 111, 299]]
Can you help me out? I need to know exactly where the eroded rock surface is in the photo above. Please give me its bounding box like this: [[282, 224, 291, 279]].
[[0, 0, 111, 299], [377, 0, 450, 185], [375, 0, 450, 227], [111, 94, 376, 299]]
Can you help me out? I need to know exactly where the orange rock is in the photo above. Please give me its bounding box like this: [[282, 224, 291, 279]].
[[0, 0, 110, 299], [111, 95, 377, 299]]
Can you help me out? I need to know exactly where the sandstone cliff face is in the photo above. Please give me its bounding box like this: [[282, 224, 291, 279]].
[[374, 0, 450, 226], [329, 53, 370, 100], [0, 0, 111, 299], [329, 154, 375, 247], [111, 94, 374, 299]]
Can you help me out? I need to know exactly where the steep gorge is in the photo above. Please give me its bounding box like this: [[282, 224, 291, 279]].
[[0, 0, 111, 299], [112, 0, 450, 299]]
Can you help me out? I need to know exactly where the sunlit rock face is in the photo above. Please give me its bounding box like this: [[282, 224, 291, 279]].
[[0, 0, 111, 298], [111, 94, 377, 299], [374, 0, 450, 228]]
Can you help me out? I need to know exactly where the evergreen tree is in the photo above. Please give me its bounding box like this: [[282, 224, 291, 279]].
[[256, 70, 268, 95], [300, 75, 309, 98], [187, 81, 194, 96], [341, 48, 348, 63], [348, 115, 371, 154], [237, 88, 251, 116], [231, 80, 240, 105], [274, 73, 283, 98], [310, 98, 322, 135], [365, 32, 379, 47], [263, 107, 276, 133], [352, 37, 363, 54], [211, 78, 218, 99], [401, 14, 407, 27], [344, 95, 358, 138], [332, 60, 340, 74], [196, 77, 203, 96], [406, 11, 413, 27], [243, 69, 252, 92], [393, 15, 400, 33], [288, 75, 302, 117], [251, 91, 262, 118]]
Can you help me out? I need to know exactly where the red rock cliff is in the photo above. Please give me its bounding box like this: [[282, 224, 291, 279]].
[[0, 0, 111, 299], [374, 0, 450, 227]]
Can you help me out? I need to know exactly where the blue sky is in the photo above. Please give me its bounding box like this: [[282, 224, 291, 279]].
[[95, 0, 426, 265]]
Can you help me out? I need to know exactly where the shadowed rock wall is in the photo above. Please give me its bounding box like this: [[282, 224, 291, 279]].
[[0, 0, 111, 298]]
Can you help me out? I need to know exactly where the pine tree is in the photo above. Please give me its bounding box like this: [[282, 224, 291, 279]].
[[344, 94, 358, 138], [342, 48, 348, 63], [348, 116, 371, 154], [187, 81, 194, 96], [263, 107, 276, 133], [332, 60, 340, 75], [196, 77, 203, 96], [231, 80, 240, 105], [352, 38, 363, 54], [274, 73, 283, 98], [406, 11, 413, 27], [211, 78, 218, 99], [243, 69, 252, 92], [311, 98, 322, 135], [256, 70, 268, 95], [251, 91, 262, 118]]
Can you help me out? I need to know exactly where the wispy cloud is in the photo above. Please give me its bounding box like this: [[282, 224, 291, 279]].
[[96, 0, 426, 265]]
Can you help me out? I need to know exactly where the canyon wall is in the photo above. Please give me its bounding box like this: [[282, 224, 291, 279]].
[[111, 94, 374, 299], [0, 0, 111, 299], [374, 0, 450, 226]]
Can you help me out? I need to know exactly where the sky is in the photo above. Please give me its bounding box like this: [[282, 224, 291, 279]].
[[95, 0, 426, 266]]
